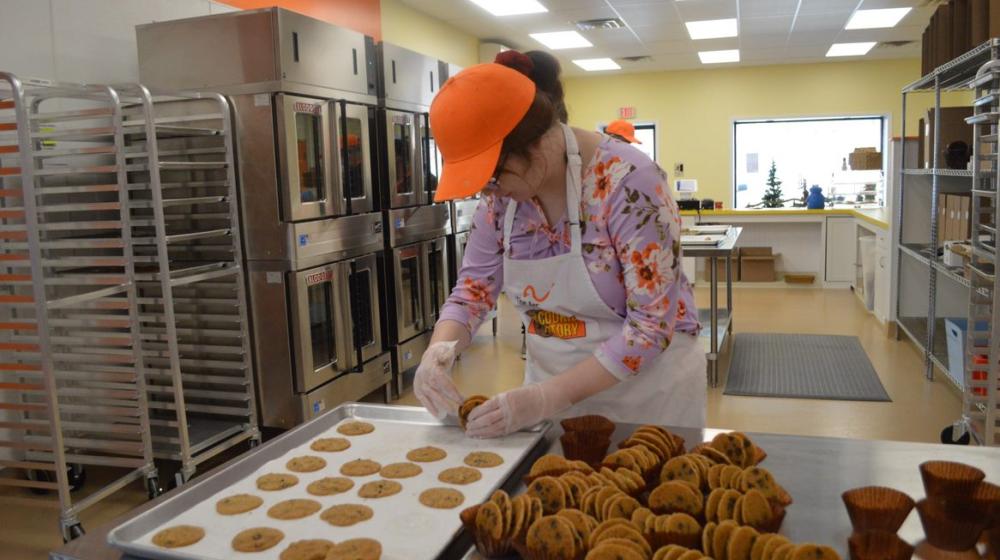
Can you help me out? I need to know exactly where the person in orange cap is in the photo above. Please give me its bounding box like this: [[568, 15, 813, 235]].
[[605, 119, 642, 144], [412, 50, 704, 438]]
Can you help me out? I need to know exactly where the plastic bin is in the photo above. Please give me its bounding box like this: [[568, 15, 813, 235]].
[[859, 236, 876, 310], [945, 318, 969, 390]]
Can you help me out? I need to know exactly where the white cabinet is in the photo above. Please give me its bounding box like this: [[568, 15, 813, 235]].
[[825, 216, 857, 283]]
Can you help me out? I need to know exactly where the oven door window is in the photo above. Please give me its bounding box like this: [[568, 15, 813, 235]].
[[349, 268, 374, 350], [345, 114, 365, 199], [428, 243, 447, 320], [399, 254, 422, 330], [308, 282, 337, 369], [296, 112, 326, 204], [394, 122, 413, 195]]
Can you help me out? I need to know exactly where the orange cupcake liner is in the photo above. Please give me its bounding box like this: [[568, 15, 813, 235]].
[[841, 486, 915, 534], [916, 498, 988, 552], [919, 461, 985, 502], [848, 530, 915, 560]]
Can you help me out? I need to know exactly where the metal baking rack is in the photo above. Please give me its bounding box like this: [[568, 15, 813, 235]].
[[114, 85, 260, 485], [964, 56, 1000, 447], [0, 72, 158, 540]]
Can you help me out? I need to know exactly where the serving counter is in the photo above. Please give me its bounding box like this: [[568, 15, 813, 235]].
[[51, 414, 1000, 560]]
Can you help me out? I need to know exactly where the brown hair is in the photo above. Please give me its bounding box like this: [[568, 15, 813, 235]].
[[495, 50, 567, 158]]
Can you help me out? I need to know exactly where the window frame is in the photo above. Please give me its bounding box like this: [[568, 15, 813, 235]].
[[731, 115, 888, 208]]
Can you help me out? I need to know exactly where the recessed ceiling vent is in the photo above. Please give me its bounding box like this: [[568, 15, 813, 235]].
[[878, 41, 915, 48], [621, 55, 652, 62], [576, 18, 625, 30]]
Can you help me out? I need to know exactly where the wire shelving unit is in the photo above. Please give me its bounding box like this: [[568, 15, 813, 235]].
[[0, 72, 158, 541], [115, 85, 259, 484]]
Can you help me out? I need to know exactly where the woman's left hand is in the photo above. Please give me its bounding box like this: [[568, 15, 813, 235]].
[[464, 381, 571, 438]]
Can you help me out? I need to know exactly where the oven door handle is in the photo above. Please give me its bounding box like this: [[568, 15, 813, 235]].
[[326, 100, 345, 217], [420, 242, 434, 330], [345, 260, 365, 372], [330, 261, 353, 374]]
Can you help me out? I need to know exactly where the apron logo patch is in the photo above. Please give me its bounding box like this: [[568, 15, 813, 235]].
[[526, 310, 586, 340]]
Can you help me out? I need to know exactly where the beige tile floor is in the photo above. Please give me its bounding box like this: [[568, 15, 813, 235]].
[[4, 287, 963, 559]]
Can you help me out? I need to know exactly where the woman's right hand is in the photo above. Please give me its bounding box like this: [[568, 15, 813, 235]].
[[413, 340, 464, 419]]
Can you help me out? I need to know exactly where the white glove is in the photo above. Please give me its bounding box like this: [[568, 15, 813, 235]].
[[464, 379, 572, 438], [413, 340, 463, 419]]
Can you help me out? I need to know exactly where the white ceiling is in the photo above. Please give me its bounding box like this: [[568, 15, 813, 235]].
[[398, 0, 937, 75]]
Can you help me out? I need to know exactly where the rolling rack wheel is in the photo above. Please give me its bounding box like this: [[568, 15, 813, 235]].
[[941, 424, 972, 445], [62, 523, 85, 543], [146, 476, 162, 500], [67, 464, 86, 490], [27, 464, 86, 494]]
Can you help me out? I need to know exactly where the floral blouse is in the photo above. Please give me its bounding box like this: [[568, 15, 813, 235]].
[[437, 136, 700, 379]]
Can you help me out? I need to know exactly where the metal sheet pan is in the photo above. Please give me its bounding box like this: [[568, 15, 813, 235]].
[[107, 403, 550, 560]]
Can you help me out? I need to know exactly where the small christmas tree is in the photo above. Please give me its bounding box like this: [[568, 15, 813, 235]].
[[762, 160, 784, 208]]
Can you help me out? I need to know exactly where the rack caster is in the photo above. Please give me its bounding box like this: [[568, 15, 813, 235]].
[[27, 464, 86, 495], [146, 476, 162, 499], [249, 437, 261, 449], [941, 425, 971, 445], [62, 523, 85, 542]]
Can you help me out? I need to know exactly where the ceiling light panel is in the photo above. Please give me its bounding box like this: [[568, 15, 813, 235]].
[[686, 18, 738, 40], [467, 0, 547, 17], [573, 58, 621, 71], [826, 42, 877, 57], [698, 49, 740, 64], [530, 31, 593, 49], [845, 8, 912, 30]]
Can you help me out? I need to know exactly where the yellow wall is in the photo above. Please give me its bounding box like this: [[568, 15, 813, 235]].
[[565, 58, 953, 205], [380, 0, 479, 68]]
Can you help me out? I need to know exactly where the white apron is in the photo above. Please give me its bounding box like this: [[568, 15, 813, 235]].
[[501, 124, 706, 428]]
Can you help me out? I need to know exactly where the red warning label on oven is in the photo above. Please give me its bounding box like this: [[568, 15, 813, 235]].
[[294, 101, 323, 115], [305, 269, 334, 286]]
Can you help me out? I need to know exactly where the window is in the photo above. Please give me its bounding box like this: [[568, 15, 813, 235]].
[[600, 122, 658, 163], [733, 116, 885, 209]]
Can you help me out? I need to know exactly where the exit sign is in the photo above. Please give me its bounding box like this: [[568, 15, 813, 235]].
[[619, 106, 636, 119]]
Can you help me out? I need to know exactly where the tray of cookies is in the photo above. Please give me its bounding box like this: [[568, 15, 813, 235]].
[[107, 403, 550, 560]]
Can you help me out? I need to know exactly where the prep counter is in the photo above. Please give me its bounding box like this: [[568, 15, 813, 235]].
[[51, 415, 1000, 560]]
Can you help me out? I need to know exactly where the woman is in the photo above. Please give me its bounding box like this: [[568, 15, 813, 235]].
[[414, 50, 704, 438], [605, 119, 642, 145]]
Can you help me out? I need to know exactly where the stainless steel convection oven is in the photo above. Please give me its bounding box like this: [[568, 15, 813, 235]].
[[376, 43, 455, 394], [137, 8, 391, 429]]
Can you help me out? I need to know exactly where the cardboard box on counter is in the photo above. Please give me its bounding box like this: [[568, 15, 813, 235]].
[[848, 147, 882, 170]]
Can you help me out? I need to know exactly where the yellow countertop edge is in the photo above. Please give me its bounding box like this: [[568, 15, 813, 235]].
[[680, 208, 889, 230]]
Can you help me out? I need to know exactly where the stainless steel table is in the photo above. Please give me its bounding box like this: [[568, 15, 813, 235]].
[[682, 227, 742, 387], [50, 420, 1000, 560]]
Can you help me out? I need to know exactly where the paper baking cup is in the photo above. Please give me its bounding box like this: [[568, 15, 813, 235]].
[[560, 415, 616, 437], [559, 431, 611, 467], [971, 481, 1000, 527], [841, 486, 915, 534], [916, 498, 987, 552], [847, 530, 915, 560], [918, 461, 985, 502]]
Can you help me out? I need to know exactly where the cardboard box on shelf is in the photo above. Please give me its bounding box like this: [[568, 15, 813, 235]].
[[960, 195, 971, 241], [702, 255, 739, 282], [938, 194, 948, 244], [936, 3, 952, 66], [991, 0, 1000, 38], [740, 247, 777, 282], [973, 0, 990, 45], [953, 0, 971, 58], [946, 194, 960, 241], [925, 107, 974, 169]]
